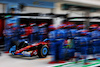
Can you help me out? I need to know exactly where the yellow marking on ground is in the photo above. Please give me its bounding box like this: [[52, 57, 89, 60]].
[[38, 57, 52, 60], [28, 51, 32, 52]]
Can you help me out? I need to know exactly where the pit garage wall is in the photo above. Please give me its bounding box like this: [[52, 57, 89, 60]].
[[21, 6, 52, 13], [0, 3, 5, 13], [0, 0, 54, 13], [0, 1, 54, 28], [89, 12, 100, 25], [0, 4, 5, 44], [53, 2, 87, 25], [53, 2, 100, 25], [0, 0, 54, 9], [0, 1, 100, 25], [53, 2, 86, 16]]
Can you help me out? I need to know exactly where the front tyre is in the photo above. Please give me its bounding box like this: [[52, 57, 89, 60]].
[[38, 45, 49, 58]]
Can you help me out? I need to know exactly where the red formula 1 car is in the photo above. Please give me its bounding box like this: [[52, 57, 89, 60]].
[[9, 41, 49, 58]]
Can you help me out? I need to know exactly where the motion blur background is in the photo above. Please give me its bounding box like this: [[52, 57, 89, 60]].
[[0, 0, 100, 45], [1, 0, 100, 67]]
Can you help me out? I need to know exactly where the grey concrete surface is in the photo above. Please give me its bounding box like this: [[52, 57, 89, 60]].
[[0, 53, 52, 67], [0, 53, 100, 67]]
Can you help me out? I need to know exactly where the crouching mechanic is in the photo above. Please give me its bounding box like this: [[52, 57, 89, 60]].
[[66, 23, 77, 59], [47, 24, 66, 64], [88, 24, 99, 60], [96, 26, 100, 59], [74, 30, 90, 65]]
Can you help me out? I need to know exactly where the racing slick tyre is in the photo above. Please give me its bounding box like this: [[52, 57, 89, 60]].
[[38, 45, 49, 58]]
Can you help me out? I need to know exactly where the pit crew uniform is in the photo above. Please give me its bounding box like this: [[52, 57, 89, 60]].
[[19, 24, 26, 38], [38, 23, 47, 42], [3, 24, 14, 51], [25, 26, 32, 43], [88, 24, 99, 60], [48, 24, 66, 64], [66, 23, 77, 59], [30, 23, 39, 42], [74, 30, 90, 64]]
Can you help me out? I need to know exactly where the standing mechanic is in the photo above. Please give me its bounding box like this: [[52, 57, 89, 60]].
[[38, 23, 47, 42], [48, 24, 66, 64], [48, 24, 57, 64], [66, 23, 77, 59], [30, 23, 39, 42], [3, 24, 14, 53], [19, 24, 26, 37]]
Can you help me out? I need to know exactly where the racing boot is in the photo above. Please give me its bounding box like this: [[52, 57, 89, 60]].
[[84, 62, 90, 65], [48, 61, 57, 64], [4, 51, 9, 53], [58, 60, 66, 63]]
